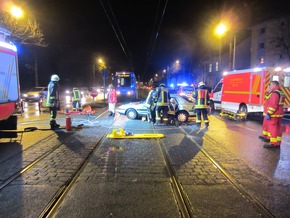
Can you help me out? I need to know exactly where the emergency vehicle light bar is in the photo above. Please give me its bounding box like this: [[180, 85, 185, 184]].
[[0, 41, 17, 52]]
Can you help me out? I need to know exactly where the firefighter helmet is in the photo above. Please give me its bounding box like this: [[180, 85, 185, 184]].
[[51, 74, 60, 82], [159, 83, 166, 87], [198, 81, 205, 88]]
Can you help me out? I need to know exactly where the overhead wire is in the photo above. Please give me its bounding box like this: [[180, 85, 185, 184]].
[[143, 0, 168, 76], [106, 0, 132, 66], [99, 0, 131, 62], [145, 0, 162, 74], [100, 0, 168, 75]]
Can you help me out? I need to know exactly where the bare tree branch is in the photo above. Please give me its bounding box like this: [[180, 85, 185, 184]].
[[1, 12, 48, 47]]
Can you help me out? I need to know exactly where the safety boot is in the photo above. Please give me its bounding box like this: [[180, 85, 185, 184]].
[[50, 120, 60, 130]]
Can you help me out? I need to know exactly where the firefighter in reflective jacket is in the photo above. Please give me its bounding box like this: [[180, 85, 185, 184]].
[[259, 81, 286, 149], [72, 87, 81, 111], [154, 83, 170, 125], [193, 81, 210, 128], [46, 74, 60, 130]]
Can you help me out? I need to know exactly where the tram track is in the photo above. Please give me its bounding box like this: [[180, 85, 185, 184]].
[[0, 111, 114, 218], [157, 136, 194, 217], [163, 124, 275, 217], [0, 112, 285, 217], [0, 139, 63, 190], [38, 128, 110, 218]]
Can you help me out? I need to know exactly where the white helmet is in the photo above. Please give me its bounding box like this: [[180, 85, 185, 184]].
[[198, 81, 205, 87], [51, 74, 60, 82]]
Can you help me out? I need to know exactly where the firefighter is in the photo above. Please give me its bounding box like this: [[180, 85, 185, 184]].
[[46, 74, 60, 130], [154, 83, 170, 125], [259, 81, 286, 149], [193, 81, 210, 128], [72, 87, 81, 111], [144, 86, 157, 123]]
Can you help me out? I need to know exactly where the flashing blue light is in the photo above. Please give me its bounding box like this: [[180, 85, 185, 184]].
[[177, 82, 188, 86]]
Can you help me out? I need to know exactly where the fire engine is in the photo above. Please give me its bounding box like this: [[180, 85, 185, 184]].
[[209, 67, 290, 120], [0, 27, 20, 138]]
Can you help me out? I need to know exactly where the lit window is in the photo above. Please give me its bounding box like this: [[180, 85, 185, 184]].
[[209, 64, 212, 73], [259, 57, 264, 64], [215, 62, 219, 71]]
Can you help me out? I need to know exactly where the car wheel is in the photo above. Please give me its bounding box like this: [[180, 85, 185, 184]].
[[176, 111, 189, 123], [239, 104, 248, 114], [126, 108, 138, 119], [238, 104, 248, 120]]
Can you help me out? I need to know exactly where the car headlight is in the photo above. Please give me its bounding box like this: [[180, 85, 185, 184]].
[[34, 94, 39, 97], [117, 91, 121, 95], [23, 94, 28, 97], [127, 91, 132, 95]]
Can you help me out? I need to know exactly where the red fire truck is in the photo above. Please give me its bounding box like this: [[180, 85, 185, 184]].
[[209, 67, 290, 120], [0, 27, 20, 138]]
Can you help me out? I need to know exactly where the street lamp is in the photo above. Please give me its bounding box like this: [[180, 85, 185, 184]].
[[10, 6, 23, 19], [97, 58, 108, 101], [215, 24, 227, 72]]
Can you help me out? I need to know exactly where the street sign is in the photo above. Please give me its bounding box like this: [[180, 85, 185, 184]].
[[90, 89, 98, 98], [102, 69, 108, 79]]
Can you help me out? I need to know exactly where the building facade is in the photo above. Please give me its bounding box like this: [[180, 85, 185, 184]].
[[197, 15, 290, 89]]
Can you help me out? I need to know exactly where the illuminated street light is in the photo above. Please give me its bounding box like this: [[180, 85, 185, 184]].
[[215, 23, 227, 72], [216, 23, 227, 36], [96, 57, 108, 101], [10, 6, 23, 19]]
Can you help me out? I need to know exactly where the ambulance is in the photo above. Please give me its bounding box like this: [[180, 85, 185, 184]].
[[0, 27, 20, 138], [209, 67, 290, 119]]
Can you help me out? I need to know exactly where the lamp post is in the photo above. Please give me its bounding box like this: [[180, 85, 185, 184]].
[[97, 58, 108, 101], [215, 24, 227, 73], [230, 34, 236, 70]]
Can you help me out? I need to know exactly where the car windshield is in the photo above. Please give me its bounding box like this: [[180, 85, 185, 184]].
[[182, 86, 194, 92]]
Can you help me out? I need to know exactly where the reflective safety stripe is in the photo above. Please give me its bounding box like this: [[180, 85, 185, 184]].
[[73, 89, 81, 100]]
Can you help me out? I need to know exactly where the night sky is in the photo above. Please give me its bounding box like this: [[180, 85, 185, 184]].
[[15, 0, 288, 89]]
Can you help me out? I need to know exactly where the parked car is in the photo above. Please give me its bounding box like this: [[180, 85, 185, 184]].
[[117, 94, 195, 122], [22, 87, 48, 101]]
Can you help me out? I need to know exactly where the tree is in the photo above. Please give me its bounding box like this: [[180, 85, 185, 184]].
[[0, 11, 47, 47]]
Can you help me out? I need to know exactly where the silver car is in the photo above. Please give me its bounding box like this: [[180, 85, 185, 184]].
[[22, 87, 48, 102], [117, 94, 195, 122]]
